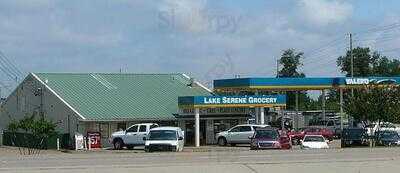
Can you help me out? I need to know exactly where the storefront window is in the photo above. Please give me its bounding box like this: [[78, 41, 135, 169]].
[[117, 123, 126, 131], [99, 123, 109, 139], [213, 119, 239, 134]]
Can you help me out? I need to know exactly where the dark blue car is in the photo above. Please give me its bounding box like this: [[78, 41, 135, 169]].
[[376, 131, 400, 146]]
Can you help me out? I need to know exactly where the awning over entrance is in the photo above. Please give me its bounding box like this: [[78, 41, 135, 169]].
[[178, 95, 286, 148], [178, 95, 286, 108]]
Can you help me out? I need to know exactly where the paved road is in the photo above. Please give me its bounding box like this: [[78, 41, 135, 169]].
[[1, 147, 400, 173]]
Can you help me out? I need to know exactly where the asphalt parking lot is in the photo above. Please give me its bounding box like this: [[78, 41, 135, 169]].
[[2, 140, 400, 173]]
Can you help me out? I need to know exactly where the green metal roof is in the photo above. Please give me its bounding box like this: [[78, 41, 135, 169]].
[[33, 73, 212, 121]]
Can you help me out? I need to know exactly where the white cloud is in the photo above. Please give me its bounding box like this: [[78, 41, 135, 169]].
[[158, 0, 209, 33], [298, 0, 353, 26]]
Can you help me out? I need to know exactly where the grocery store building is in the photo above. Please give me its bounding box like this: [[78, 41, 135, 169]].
[[2, 73, 399, 148], [0, 73, 215, 147], [2, 73, 282, 147]]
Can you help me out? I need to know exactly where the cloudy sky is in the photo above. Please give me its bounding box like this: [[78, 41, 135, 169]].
[[0, 0, 400, 90]]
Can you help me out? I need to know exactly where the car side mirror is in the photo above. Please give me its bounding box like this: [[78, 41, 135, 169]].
[[248, 136, 253, 139], [143, 137, 147, 141], [178, 137, 184, 141]]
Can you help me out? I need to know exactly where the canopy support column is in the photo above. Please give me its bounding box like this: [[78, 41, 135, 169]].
[[255, 90, 259, 124], [260, 107, 265, 125], [295, 91, 299, 130], [340, 88, 344, 130], [195, 108, 200, 147], [322, 89, 326, 122]]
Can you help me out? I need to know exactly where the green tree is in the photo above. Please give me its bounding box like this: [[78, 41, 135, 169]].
[[277, 49, 309, 110], [337, 47, 374, 77], [277, 49, 305, 78], [333, 47, 400, 114], [7, 114, 57, 155], [324, 89, 340, 112], [337, 47, 400, 77], [372, 54, 400, 76], [345, 85, 400, 125]]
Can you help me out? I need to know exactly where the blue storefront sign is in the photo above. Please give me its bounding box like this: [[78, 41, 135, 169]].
[[178, 95, 286, 108]]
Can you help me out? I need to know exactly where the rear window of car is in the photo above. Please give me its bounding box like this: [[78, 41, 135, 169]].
[[255, 130, 278, 139], [304, 136, 325, 142]]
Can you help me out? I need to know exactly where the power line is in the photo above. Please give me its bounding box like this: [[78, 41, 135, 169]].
[[357, 22, 400, 35], [0, 59, 19, 82], [0, 50, 24, 77], [0, 81, 13, 93], [303, 43, 346, 65], [0, 59, 19, 77], [304, 36, 347, 57], [304, 41, 346, 60], [378, 48, 400, 53]]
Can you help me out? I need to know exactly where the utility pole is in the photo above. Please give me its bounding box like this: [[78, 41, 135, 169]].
[[349, 33, 354, 97]]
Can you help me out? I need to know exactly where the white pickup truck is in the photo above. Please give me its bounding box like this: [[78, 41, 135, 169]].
[[110, 123, 158, 150], [366, 122, 400, 136]]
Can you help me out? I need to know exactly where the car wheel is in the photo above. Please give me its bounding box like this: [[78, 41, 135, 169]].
[[218, 137, 227, 146], [145, 148, 152, 152], [113, 139, 124, 150]]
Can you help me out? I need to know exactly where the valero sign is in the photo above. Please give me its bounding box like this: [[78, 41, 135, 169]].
[[345, 78, 398, 85], [178, 95, 286, 108]]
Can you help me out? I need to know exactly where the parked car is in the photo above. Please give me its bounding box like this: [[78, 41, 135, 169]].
[[309, 118, 342, 138], [287, 128, 305, 145], [144, 127, 184, 152], [375, 130, 400, 146], [300, 135, 329, 149], [341, 127, 369, 148], [366, 122, 400, 136], [288, 127, 334, 145], [215, 124, 270, 146], [249, 127, 291, 150], [110, 123, 158, 150]]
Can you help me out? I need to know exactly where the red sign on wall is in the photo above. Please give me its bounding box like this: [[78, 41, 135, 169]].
[[87, 132, 101, 149]]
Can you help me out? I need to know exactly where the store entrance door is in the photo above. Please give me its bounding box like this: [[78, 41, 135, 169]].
[[184, 120, 206, 146]]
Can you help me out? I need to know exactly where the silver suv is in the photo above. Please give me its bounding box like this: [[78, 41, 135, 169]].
[[215, 124, 270, 146]]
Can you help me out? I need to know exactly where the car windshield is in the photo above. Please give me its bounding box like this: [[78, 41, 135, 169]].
[[148, 130, 177, 140], [304, 136, 325, 142], [255, 130, 278, 139]]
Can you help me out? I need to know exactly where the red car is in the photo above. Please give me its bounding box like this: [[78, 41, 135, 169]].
[[288, 127, 334, 145], [249, 128, 291, 150], [287, 129, 304, 145]]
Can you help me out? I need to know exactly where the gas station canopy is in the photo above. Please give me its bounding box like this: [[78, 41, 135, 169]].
[[214, 77, 400, 91]]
